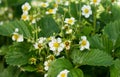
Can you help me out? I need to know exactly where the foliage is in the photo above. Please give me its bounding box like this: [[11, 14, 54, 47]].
[[0, 0, 120, 77]]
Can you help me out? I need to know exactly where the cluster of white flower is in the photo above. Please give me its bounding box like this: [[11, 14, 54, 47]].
[[18, 0, 103, 76], [21, 2, 31, 21], [44, 59, 52, 71], [44, 55, 55, 77], [34, 37, 46, 50]]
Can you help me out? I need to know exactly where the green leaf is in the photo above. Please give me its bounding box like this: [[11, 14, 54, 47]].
[[102, 35, 113, 54], [89, 35, 113, 54], [7, 0, 26, 6], [68, 68, 84, 77], [0, 46, 9, 55], [114, 36, 120, 49], [21, 65, 37, 72], [47, 58, 73, 77], [0, 20, 33, 39], [0, 66, 20, 77], [38, 16, 60, 37], [82, 26, 93, 35], [5, 42, 32, 66], [103, 20, 120, 42], [110, 59, 120, 77], [89, 35, 104, 50], [70, 49, 113, 66]]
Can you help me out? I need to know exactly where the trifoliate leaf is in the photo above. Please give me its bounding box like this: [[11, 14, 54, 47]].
[[103, 20, 120, 42], [5, 42, 32, 66], [71, 49, 113, 66]]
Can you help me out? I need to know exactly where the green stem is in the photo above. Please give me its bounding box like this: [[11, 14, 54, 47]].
[[35, 23, 38, 41], [68, 2, 72, 17], [79, 0, 82, 23], [5, 0, 8, 7], [93, 6, 97, 34], [74, 64, 81, 68]]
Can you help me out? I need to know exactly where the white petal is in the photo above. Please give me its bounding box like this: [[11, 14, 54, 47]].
[[85, 41, 90, 49], [80, 46, 85, 51], [54, 51, 60, 56], [50, 47, 56, 51], [57, 38, 62, 43], [17, 34, 24, 42], [81, 36, 86, 40]]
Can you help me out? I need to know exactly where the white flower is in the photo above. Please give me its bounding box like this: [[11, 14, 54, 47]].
[[15, 28, 19, 32], [44, 60, 52, 71], [29, 15, 35, 23], [46, 0, 53, 3], [44, 74, 48, 77], [40, 2, 49, 8], [21, 13, 29, 21], [22, 2, 31, 12], [46, 8, 57, 14], [79, 36, 90, 51], [0, 0, 1, 4], [48, 38, 65, 56], [47, 55, 55, 60], [62, 24, 69, 30], [38, 37, 46, 43], [0, 21, 3, 26], [64, 17, 75, 25], [66, 29, 72, 34], [31, 1, 41, 7], [64, 40, 71, 50], [81, 5, 92, 18], [57, 69, 69, 77], [12, 33, 24, 42], [55, 0, 63, 4], [34, 37, 46, 49], [90, 0, 101, 5], [64, 1, 69, 6]]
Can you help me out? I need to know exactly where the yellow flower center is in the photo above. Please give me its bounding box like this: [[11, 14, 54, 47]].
[[42, 3, 47, 7], [84, 8, 89, 14], [48, 55, 55, 60], [29, 58, 36, 64], [65, 41, 70, 47], [38, 43, 43, 48], [81, 40, 87, 46], [29, 16, 34, 21], [57, 0, 61, 2], [53, 42, 59, 48], [48, 9, 53, 13], [13, 34, 19, 40], [54, 4, 58, 7], [23, 6, 28, 11], [93, 0, 97, 3], [60, 73, 66, 77], [21, 15, 27, 20], [47, 62, 51, 67], [68, 19, 73, 24]]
